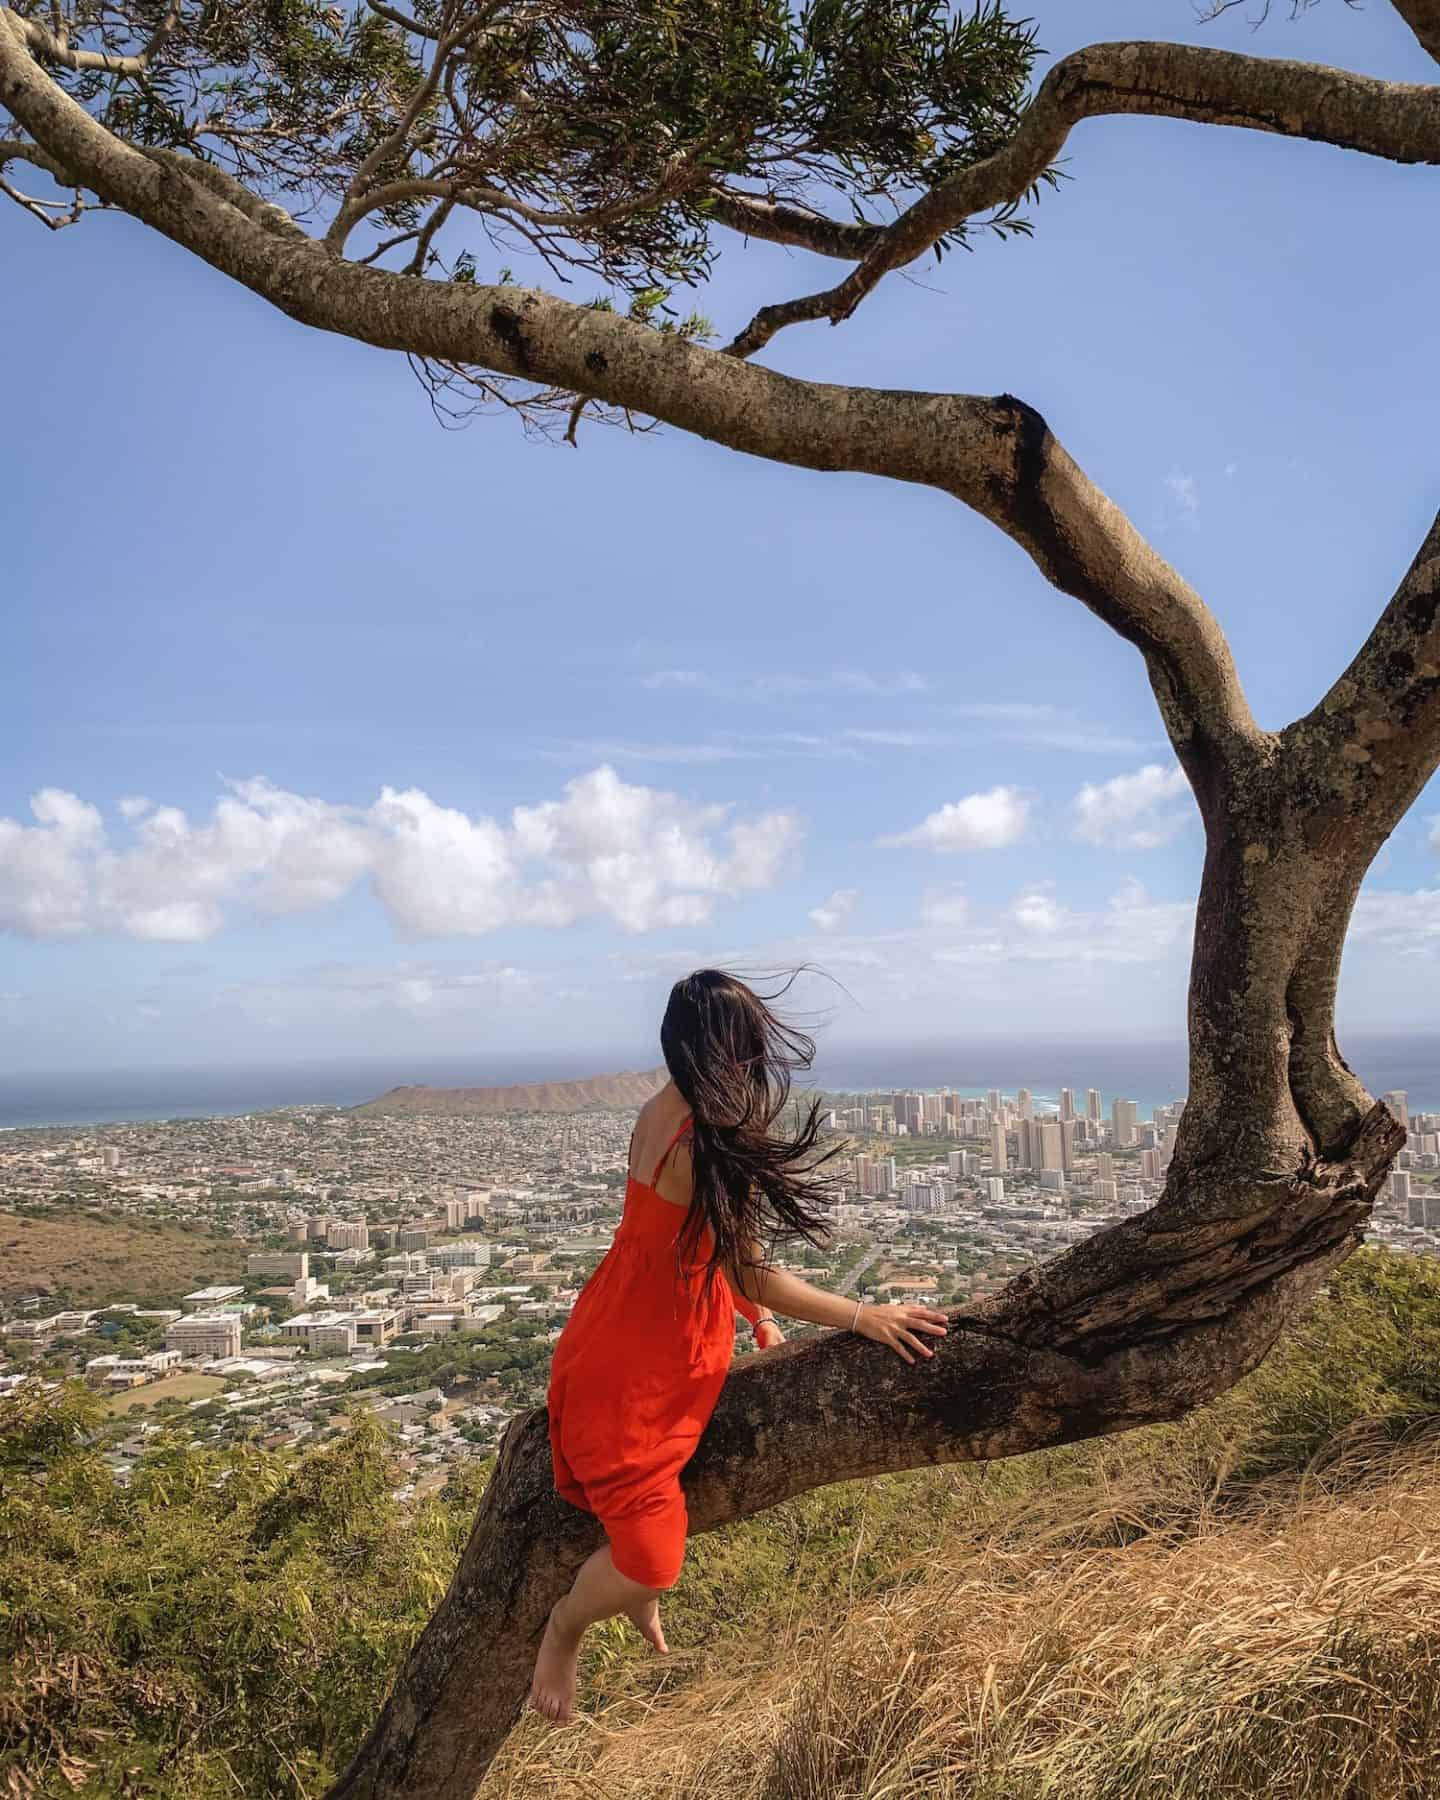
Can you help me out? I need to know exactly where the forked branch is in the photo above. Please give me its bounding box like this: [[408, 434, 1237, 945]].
[[726, 39, 1440, 358]]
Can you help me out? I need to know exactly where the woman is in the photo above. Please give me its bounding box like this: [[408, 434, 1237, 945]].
[[531, 968, 949, 1721]]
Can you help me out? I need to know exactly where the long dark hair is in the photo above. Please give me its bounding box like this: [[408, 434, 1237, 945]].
[[659, 967, 840, 1300]]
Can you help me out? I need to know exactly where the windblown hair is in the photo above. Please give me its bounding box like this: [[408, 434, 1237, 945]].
[[659, 968, 840, 1301]]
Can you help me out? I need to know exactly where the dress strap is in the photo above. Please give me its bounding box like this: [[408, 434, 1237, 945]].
[[649, 1115, 693, 1188]]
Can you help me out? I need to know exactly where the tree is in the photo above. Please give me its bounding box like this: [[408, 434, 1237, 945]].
[[4, 0, 1439, 1791]]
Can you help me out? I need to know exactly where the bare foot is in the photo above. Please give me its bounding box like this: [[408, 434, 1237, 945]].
[[528, 1601, 581, 1723], [625, 1594, 669, 1655]]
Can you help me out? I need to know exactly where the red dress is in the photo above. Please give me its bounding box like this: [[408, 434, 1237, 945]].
[[547, 1117, 760, 1588]]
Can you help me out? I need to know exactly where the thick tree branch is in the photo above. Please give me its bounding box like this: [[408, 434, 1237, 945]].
[[1393, 0, 1440, 64], [727, 40, 1440, 358], [1292, 507, 1440, 842]]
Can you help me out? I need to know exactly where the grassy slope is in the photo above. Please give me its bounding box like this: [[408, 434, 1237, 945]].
[[0, 1212, 247, 1307]]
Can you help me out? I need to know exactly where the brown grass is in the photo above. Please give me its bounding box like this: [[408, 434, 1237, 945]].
[[100, 1372, 228, 1414], [488, 1440, 1440, 1800], [0, 1211, 246, 1307]]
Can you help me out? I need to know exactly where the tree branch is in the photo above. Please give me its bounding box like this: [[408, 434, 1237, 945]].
[[705, 187, 889, 259], [11, 0, 179, 75], [1392, 0, 1440, 64], [1291, 506, 1440, 843], [726, 39, 1440, 359], [0, 130, 73, 185]]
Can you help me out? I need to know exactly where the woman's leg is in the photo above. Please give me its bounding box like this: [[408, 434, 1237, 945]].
[[528, 1542, 668, 1722]]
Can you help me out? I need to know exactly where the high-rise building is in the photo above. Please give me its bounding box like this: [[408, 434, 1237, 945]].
[[1097, 1153, 1115, 1183], [1059, 1088, 1075, 1123], [1018, 1087, 1034, 1121], [985, 1177, 1005, 1205], [986, 1089, 1002, 1116], [1111, 1098, 1139, 1148], [1086, 1089, 1103, 1123], [1384, 1091, 1411, 1129], [103, 1146, 121, 1170], [989, 1123, 1008, 1173], [443, 1199, 467, 1231], [947, 1151, 964, 1180], [1141, 1148, 1162, 1180], [247, 1251, 308, 1280], [327, 1218, 369, 1251], [1037, 1120, 1064, 1173], [1391, 1170, 1412, 1205]]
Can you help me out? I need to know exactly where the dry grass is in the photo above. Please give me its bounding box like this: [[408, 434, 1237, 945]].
[[488, 1439, 1440, 1800], [0, 1211, 246, 1307], [100, 1371, 228, 1414]]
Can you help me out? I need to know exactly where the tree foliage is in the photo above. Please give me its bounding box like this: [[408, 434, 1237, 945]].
[[6, 0, 1037, 293]]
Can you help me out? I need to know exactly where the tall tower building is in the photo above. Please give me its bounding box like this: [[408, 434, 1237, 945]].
[[986, 1089, 1002, 1117], [1086, 1089, 1102, 1123], [1018, 1087, 1034, 1121], [1111, 1098, 1139, 1149], [1383, 1091, 1410, 1129], [989, 1123, 1008, 1173], [1059, 1088, 1075, 1123]]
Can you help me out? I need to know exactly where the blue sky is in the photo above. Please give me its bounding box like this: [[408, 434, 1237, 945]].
[[4, 0, 1439, 1078]]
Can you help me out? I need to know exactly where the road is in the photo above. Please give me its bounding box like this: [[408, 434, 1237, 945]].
[[835, 1242, 882, 1296]]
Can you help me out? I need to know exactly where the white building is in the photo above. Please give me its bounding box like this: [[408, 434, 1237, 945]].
[[183, 1285, 244, 1308], [166, 1313, 243, 1360], [247, 1251, 309, 1279]]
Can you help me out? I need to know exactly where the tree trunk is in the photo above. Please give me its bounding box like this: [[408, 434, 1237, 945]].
[[326, 762, 1404, 1800]]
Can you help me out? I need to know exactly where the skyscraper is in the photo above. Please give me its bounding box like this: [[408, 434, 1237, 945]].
[[1086, 1089, 1102, 1123], [1384, 1090, 1410, 1129], [1111, 1098, 1139, 1148], [1059, 1088, 1075, 1122], [1018, 1087, 1034, 1121], [989, 1123, 1008, 1173]]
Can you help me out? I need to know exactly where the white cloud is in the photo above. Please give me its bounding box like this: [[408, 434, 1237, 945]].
[[879, 786, 1030, 853], [1166, 471, 1200, 518], [642, 668, 927, 699], [809, 887, 859, 931], [1013, 885, 1064, 934], [1349, 886, 1440, 952], [1073, 763, 1194, 850], [0, 767, 800, 944], [918, 884, 969, 928]]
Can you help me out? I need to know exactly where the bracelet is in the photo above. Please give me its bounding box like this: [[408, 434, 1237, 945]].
[[754, 1314, 776, 1330], [850, 1298, 863, 1331]]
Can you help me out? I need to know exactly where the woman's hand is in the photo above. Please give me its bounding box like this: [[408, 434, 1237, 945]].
[[754, 1318, 786, 1350], [853, 1304, 948, 1364]]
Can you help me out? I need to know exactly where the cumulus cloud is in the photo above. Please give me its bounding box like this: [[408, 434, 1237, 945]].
[[879, 786, 1030, 852], [808, 887, 859, 931], [929, 876, 1192, 968], [1073, 763, 1194, 850], [0, 767, 800, 943], [1013, 885, 1064, 934]]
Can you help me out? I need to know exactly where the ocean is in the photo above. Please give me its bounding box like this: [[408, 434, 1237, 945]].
[[2, 1034, 1437, 1130]]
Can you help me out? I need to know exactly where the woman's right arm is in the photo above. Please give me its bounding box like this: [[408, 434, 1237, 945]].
[[726, 1250, 948, 1365]]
